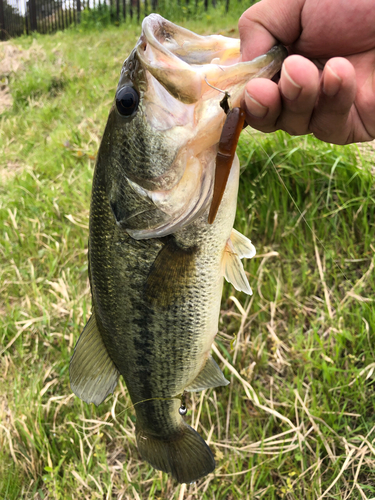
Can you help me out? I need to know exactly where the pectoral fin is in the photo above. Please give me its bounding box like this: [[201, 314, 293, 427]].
[[185, 355, 229, 392], [145, 237, 197, 308], [230, 228, 256, 259], [222, 229, 255, 295], [70, 311, 120, 406]]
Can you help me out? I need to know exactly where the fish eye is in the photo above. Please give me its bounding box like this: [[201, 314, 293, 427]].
[[115, 86, 139, 117]]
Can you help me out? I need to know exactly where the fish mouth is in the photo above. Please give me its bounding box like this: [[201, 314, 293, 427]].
[[136, 14, 241, 105], [136, 14, 286, 107], [122, 15, 287, 239]]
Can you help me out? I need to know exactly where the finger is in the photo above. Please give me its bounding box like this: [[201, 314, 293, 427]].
[[276, 55, 320, 136], [239, 5, 278, 62], [243, 78, 282, 133], [239, 0, 304, 61], [309, 58, 357, 144]]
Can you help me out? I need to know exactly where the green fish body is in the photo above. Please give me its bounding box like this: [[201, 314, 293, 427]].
[[70, 14, 286, 483]]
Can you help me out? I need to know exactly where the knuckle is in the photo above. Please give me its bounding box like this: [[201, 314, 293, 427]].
[[310, 119, 341, 143], [278, 116, 309, 136]]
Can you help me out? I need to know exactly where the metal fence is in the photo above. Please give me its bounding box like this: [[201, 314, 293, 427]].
[[0, 0, 166, 40], [0, 0, 227, 40]]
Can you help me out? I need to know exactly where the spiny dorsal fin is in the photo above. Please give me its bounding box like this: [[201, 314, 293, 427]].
[[185, 355, 229, 392], [70, 311, 120, 406], [222, 229, 254, 295], [230, 228, 256, 259], [145, 237, 197, 308]]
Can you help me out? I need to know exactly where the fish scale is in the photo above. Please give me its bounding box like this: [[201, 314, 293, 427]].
[[69, 14, 286, 484]]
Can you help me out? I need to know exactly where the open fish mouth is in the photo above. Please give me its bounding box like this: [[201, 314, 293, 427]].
[[136, 14, 285, 107], [116, 14, 287, 239]]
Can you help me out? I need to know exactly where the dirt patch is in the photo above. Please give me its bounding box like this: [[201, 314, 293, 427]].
[[0, 44, 25, 76], [356, 140, 375, 176], [0, 39, 46, 114], [0, 82, 12, 114], [0, 161, 24, 184]]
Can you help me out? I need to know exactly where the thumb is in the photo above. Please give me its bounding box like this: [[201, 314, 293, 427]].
[[239, 0, 304, 61]]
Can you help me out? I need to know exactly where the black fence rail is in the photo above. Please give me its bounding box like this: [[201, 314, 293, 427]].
[[0, 0, 143, 40], [0, 0, 227, 40]]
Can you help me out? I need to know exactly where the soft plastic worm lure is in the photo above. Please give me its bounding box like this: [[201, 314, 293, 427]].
[[208, 107, 246, 224]]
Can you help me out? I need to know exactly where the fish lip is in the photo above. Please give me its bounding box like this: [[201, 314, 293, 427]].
[[136, 15, 203, 104]]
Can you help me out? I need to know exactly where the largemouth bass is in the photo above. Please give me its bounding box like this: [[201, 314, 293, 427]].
[[70, 14, 286, 484]]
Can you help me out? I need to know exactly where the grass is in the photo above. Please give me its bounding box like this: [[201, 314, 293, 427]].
[[1, 12, 375, 500]]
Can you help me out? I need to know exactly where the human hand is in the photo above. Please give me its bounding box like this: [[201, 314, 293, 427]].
[[239, 0, 375, 144]]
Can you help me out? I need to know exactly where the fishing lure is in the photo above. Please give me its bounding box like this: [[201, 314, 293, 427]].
[[208, 98, 246, 224]]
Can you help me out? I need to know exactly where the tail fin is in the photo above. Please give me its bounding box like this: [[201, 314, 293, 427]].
[[136, 422, 215, 484]]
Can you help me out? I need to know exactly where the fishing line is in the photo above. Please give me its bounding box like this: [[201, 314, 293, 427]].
[[71, 395, 187, 435], [204, 76, 227, 95], [109, 394, 187, 423], [204, 76, 231, 114], [242, 128, 350, 283]]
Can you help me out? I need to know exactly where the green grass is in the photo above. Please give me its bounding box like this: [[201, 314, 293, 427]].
[[1, 15, 375, 500]]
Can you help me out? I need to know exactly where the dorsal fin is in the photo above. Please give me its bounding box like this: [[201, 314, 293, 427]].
[[221, 229, 255, 295], [70, 311, 120, 406], [185, 355, 229, 392]]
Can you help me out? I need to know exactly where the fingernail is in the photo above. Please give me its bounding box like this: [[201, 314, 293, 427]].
[[280, 64, 302, 101], [245, 91, 268, 118], [323, 65, 342, 96]]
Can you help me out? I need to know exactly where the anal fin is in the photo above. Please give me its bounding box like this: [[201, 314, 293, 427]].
[[221, 228, 255, 295], [70, 311, 120, 406], [185, 355, 229, 392]]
